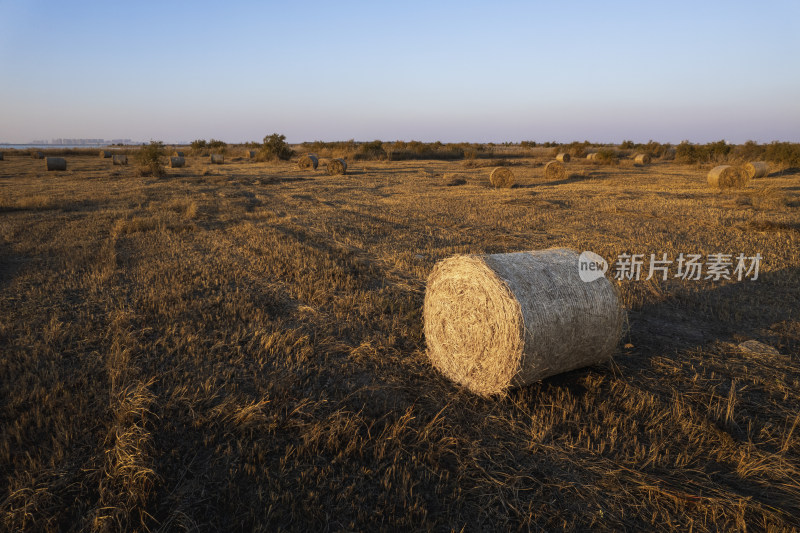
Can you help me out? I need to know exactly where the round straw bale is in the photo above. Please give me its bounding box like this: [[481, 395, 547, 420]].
[[99, 150, 112, 158], [556, 152, 571, 163], [586, 152, 597, 161], [172, 151, 185, 158], [0, 152, 4, 161], [327, 158, 347, 175], [31, 151, 44, 159], [169, 156, 185, 168], [707, 165, 749, 189], [46, 157, 67, 171], [298, 153, 319, 170], [544, 160, 566, 180], [633, 153, 651, 166], [424, 248, 623, 396], [245, 150, 256, 159], [210, 154, 224, 164], [112, 154, 128, 165], [744, 161, 768, 179], [489, 167, 515, 188]]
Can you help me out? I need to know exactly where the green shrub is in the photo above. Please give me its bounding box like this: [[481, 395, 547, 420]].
[[261, 133, 293, 161], [595, 149, 619, 164], [134, 141, 167, 177]]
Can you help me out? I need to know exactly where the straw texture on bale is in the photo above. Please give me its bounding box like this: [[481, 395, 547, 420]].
[[112, 155, 128, 165], [46, 157, 67, 171], [245, 150, 256, 159], [707, 165, 749, 189], [99, 150, 112, 158], [298, 154, 319, 170], [169, 156, 185, 168], [634, 153, 651, 166], [744, 161, 768, 179], [32, 151, 44, 159], [327, 158, 347, 175], [489, 167, 515, 188], [172, 151, 185, 158], [424, 248, 624, 396], [210, 154, 224, 164], [556, 153, 571, 163], [586, 153, 597, 161], [544, 160, 566, 180]]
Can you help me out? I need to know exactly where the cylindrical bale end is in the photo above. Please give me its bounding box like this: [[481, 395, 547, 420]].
[[544, 160, 566, 180], [210, 154, 224, 164], [246, 150, 256, 159], [298, 154, 319, 170], [327, 158, 347, 175], [169, 156, 185, 168], [744, 161, 768, 179], [100, 150, 112, 158], [707, 165, 749, 189], [112, 154, 128, 165], [490, 167, 515, 188], [634, 153, 651, 166], [46, 157, 67, 171], [586, 153, 597, 161], [556, 153, 571, 163], [424, 248, 624, 396]]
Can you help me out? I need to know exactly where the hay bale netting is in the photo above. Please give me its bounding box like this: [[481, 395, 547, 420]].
[[112, 154, 128, 165], [99, 150, 112, 158], [489, 166, 515, 188], [31, 151, 44, 159], [633, 153, 651, 166], [45, 157, 67, 171], [172, 151, 185, 158], [707, 165, 749, 189], [744, 161, 769, 179], [298, 153, 319, 170], [544, 160, 566, 180], [556, 152, 571, 163], [210, 154, 224, 164], [424, 248, 624, 396], [169, 156, 185, 168], [326, 158, 347, 175]]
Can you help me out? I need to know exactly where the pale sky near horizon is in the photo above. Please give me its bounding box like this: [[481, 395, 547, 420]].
[[1, 0, 798, 144]]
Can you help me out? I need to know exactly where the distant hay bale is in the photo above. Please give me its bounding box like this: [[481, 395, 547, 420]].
[[326, 158, 347, 175], [45, 157, 67, 171], [210, 154, 224, 164], [245, 150, 256, 159], [744, 161, 768, 179], [489, 167, 515, 188], [707, 165, 749, 189], [298, 154, 319, 170], [0, 152, 4, 161], [556, 153, 571, 163], [634, 153, 651, 166], [169, 156, 185, 168], [544, 160, 566, 180], [99, 150, 112, 158], [31, 151, 44, 159], [112, 154, 128, 165], [172, 151, 185, 158], [424, 248, 624, 396], [586, 153, 598, 161]]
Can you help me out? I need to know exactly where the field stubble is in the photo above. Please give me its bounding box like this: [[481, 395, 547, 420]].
[[1, 152, 799, 531]]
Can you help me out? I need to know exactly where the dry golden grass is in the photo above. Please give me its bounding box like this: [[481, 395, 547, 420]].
[[0, 150, 799, 531]]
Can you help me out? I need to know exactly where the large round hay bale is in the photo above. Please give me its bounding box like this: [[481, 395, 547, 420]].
[[489, 167, 515, 188], [46, 157, 67, 171], [327, 158, 347, 175], [298, 154, 319, 170], [169, 156, 185, 168], [99, 150, 112, 158], [31, 151, 44, 159], [172, 151, 185, 158], [112, 154, 128, 165], [634, 153, 651, 166], [586, 152, 597, 161], [544, 160, 566, 180], [707, 165, 749, 189], [0, 152, 4, 161], [210, 154, 224, 164], [744, 161, 768, 179], [556, 153, 571, 163], [245, 150, 256, 159], [424, 248, 623, 396]]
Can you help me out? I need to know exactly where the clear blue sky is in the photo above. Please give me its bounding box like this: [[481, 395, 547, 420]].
[[1, 0, 798, 144]]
